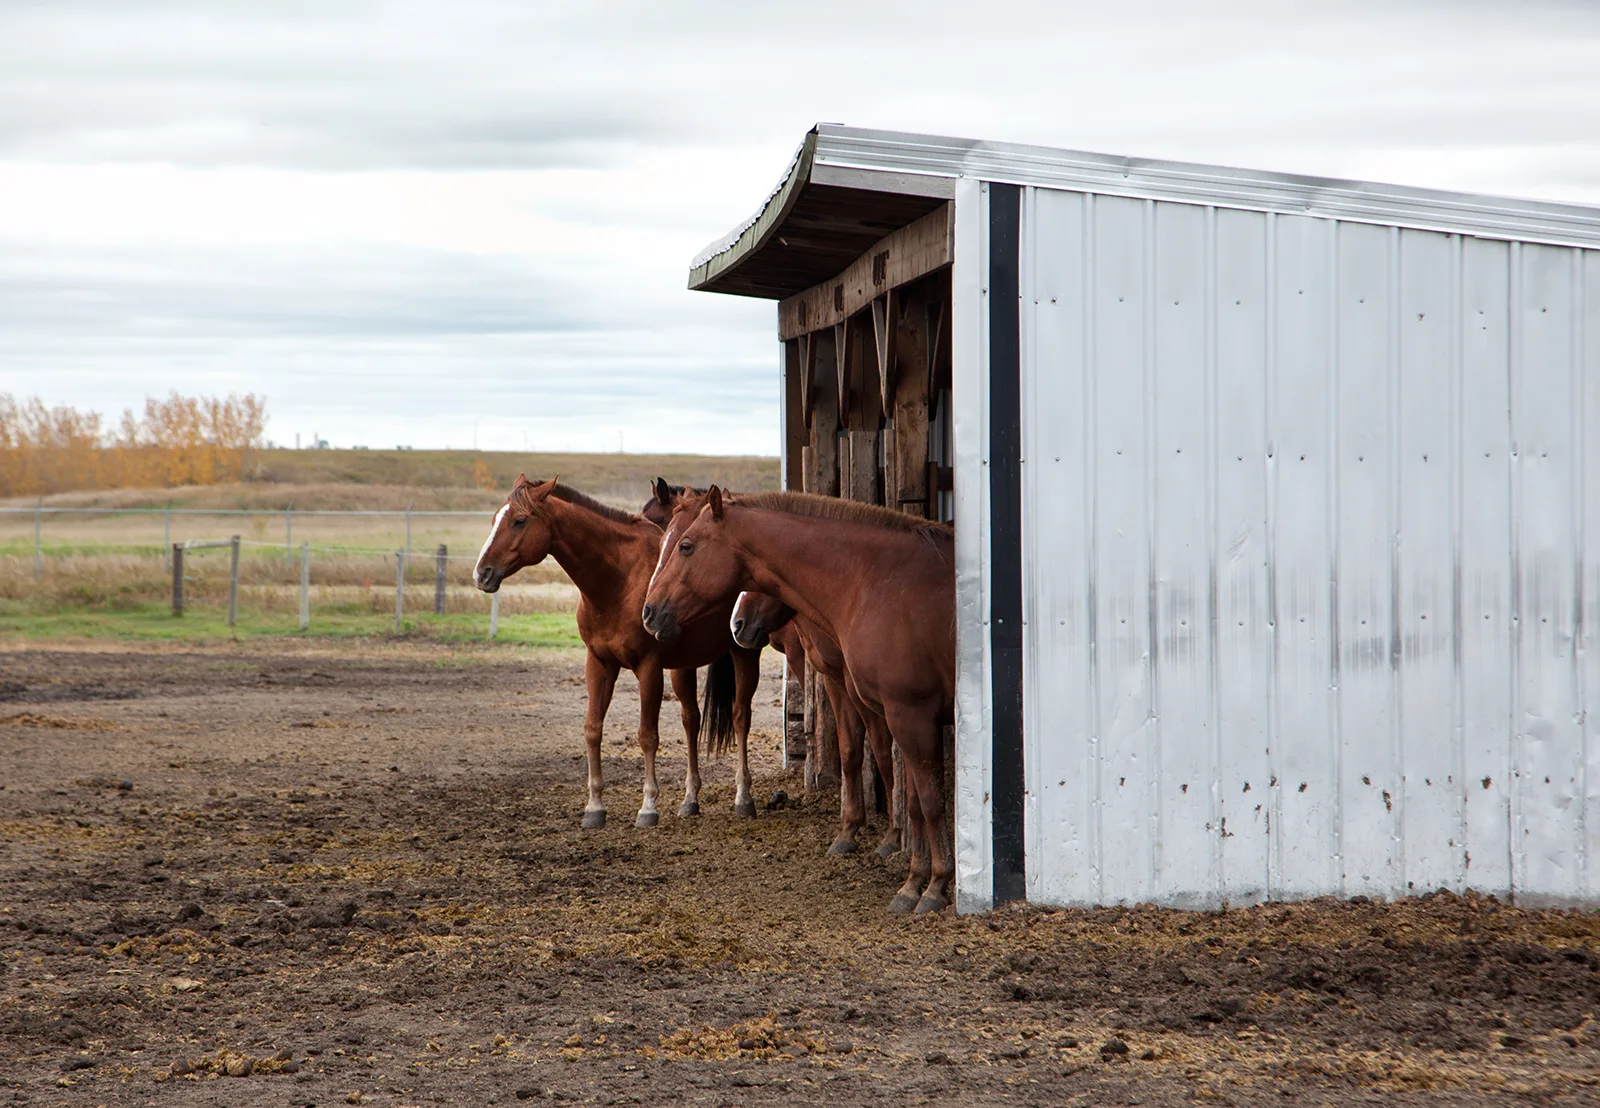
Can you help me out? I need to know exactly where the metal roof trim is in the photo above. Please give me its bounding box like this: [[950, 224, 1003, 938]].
[[687, 131, 816, 291], [809, 125, 1600, 250], [687, 128, 1600, 290]]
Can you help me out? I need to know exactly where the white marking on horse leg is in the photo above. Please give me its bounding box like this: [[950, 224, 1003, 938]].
[[474, 505, 509, 579], [583, 728, 604, 815]]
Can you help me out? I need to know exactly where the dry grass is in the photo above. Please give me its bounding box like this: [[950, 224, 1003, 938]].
[[0, 448, 779, 512]]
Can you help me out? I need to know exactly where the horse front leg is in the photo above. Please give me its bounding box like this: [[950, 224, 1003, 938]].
[[581, 651, 620, 829], [731, 648, 760, 818], [824, 674, 865, 855], [634, 659, 664, 828], [670, 667, 701, 816]]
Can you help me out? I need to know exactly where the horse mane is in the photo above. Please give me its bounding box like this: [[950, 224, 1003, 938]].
[[731, 490, 952, 537], [518, 481, 642, 526]]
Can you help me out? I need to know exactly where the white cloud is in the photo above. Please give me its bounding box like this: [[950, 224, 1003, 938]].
[[3, 0, 1599, 458]]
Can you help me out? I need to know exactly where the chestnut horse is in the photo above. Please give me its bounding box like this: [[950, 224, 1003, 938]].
[[643, 488, 954, 914], [645, 481, 900, 858], [730, 590, 902, 860], [473, 476, 761, 828]]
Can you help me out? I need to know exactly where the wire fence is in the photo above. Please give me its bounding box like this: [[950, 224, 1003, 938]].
[[0, 505, 572, 640]]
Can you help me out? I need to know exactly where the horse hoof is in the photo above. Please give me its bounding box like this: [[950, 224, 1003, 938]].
[[914, 893, 950, 915], [580, 810, 606, 830], [827, 839, 858, 856], [875, 840, 900, 861], [734, 800, 757, 819], [678, 801, 700, 818], [635, 811, 659, 829], [888, 892, 919, 915]]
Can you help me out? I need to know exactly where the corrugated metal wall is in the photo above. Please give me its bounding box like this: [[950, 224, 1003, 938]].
[[1017, 185, 1600, 908]]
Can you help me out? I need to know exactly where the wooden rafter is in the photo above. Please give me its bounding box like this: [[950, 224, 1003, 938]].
[[778, 203, 953, 341]]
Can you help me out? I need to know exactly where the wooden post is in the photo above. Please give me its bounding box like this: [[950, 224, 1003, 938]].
[[171, 545, 184, 616], [299, 542, 310, 631], [801, 326, 841, 791], [488, 591, 500, 640], [890, 284, 933, 518], [394, 550, 404, 632], [783, 658, 805, 772], [404, 500, 414, 579], [434, 544, 448, 615], [227, 535, 240, 627]]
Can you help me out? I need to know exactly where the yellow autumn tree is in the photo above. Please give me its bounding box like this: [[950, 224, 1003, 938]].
[[0, 391, 266, 497]]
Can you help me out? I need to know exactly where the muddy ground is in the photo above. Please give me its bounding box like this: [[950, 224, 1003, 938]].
[[1, 640, 1598, 1107]]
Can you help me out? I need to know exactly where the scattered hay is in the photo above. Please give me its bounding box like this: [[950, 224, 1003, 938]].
[[653, 1016, 828, 1061]]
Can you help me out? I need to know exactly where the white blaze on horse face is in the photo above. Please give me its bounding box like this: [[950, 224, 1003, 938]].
[[730, 591, 751, 638], [474, 505, 509, 579], [646, 518, 677, 593]]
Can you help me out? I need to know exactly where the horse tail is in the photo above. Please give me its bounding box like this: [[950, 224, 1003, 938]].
[[701, 651, 736, 757]]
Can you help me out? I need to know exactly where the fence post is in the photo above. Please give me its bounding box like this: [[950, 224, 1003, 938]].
[[488, 590, 499, 640], [171, 545, 184, 616], [434, 544, 447, 615], [34, 498, 42, 580], [394, 550, 404, 632], [164, 501, 172, 571], [227, 535, 240, 627], [285, 505, 293, 565], [299, 542, 310, 632], [404, 500, 413, 579]]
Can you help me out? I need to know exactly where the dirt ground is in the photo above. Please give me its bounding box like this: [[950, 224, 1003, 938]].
[[2, 640, 1598, 1107]]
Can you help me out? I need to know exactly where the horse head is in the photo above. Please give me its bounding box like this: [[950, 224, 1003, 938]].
[[641, 485, 739, 643], [473, 473, 558, 592]]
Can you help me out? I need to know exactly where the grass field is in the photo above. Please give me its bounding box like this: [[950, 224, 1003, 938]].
[[0, 446, 767, 645]]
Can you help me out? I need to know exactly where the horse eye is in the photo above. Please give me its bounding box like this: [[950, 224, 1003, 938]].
[[678, 540, 694, 555], [512, 517, 527, 528]]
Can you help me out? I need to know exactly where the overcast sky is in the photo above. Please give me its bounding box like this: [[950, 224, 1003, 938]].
[[4, 0, 1600, 455]]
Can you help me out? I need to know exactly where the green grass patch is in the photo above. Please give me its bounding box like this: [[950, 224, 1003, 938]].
[[0, 600, 582, 649]]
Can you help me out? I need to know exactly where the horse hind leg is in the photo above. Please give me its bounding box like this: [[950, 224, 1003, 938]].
[[862, 711, 901, 860], [826, 676, 865, 855], [731, 649, 760, 819], [887, 777, 928, 914], [671, 668, 701, 817], [886, 706, 950, 915]]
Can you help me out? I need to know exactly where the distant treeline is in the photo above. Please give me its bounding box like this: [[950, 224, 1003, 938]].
[[0, 392, 267, 497]]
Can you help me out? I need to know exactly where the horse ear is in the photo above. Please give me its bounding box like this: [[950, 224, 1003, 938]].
[[513, 473, 528, 488], [530, 474, 558, 500], [653, 477, 671, 505], [708, 485, 724, 519]]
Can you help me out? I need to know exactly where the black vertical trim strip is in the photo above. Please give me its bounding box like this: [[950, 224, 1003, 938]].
[[989, 183, 1026, 904]]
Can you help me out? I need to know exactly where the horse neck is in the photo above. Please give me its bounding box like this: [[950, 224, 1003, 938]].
[[541, 498, 651, 602], [726, 509, 900, 638]]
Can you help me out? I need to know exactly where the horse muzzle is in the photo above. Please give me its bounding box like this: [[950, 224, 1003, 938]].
[[729, 617, 767, 650], [475, 565, 503, 593], [641, 602, 680, 643]]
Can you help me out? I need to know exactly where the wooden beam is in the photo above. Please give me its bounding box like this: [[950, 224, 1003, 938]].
[[891, 283, 931, 518], [837, 312, 882, 432], [805, 327, 840, 499], [872, 292, 897, 417], [777, 203, 954, 340], [782, 338, 805, 491]]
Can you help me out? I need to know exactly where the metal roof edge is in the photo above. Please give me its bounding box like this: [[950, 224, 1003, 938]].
[[808, 125, 1600, 250], [687, 131, 817, 291]]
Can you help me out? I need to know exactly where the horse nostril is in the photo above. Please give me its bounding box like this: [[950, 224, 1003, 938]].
[[731, 618, 744, 635], [642, 604, 656, 626]]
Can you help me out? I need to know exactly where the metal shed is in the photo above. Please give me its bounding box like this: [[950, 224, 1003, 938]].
[[690, 125, 1600, 914]]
